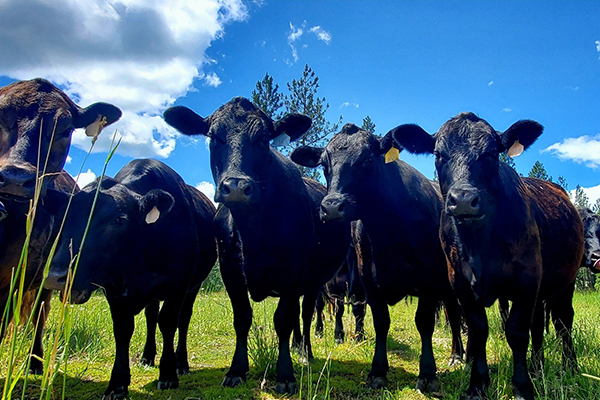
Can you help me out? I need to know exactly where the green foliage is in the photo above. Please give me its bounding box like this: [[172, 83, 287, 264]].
[[251, 73, 284, 120], [574, 185, 590, 209], [557, 176, 569, 192], [528, 160, 550, 181], [200, 263, 224, 293], [361, 116, 376, 134], [499, 152, 517, 171]]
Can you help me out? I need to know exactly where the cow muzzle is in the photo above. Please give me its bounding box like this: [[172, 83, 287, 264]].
[[0, 164, 38, 200], [216, 177, 259, 205], [446, 184, 482, 222], [320, 194, 347, 223], [44, 269, 67, 291]]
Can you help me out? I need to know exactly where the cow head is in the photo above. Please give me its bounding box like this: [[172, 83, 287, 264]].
[[578, 208, 600, 272], [292, 123, 397, 222], [391, 113, 543, 224], [45, 177, 174, 303], [0, 78, 121, 202], [163, 97, 311, 208]]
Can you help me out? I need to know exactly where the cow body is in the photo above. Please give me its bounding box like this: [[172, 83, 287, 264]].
[[0, 78, 120, 373], [291, 124, 464, 393], [45, 159, 217, 400], [163, 98, 350, 394], [392, 113, 584, 400]]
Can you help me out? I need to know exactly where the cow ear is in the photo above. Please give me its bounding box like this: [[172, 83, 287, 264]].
[[291, 146, 324, 168], [163, 106, 210, 136], [140, 189, 175, 224], [498, 120, 543, 157], [73, 102, 122, 139], [389, 124, 435, 155], [376, 130, 404, 163], [272, 113, 312, 143]]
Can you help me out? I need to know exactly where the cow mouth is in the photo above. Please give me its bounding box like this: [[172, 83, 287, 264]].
[[69, 289, 92, 304], [0, 193, 31, 204], [453, 214, 485, 224]]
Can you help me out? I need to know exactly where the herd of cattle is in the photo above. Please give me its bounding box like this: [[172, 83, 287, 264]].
[[0, 78, 599, 400]]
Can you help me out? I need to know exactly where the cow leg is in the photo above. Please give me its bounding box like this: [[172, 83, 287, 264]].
[[414, 295, 440, 395], [505, 300, 536, 400], [176, 288, 200, 375], [291, 298, 302, 352], [365, 292, 390, 389], [443, 296, 465, 367], [141, 299, 159, 367], [222, 281, 252, 387], [530, 300, 545, 375], [334, 297, 345, 344], [498, 298, 510, 333], [104, 304, 135, 400], [455, 281, 490, 400], [273, 295, 300, 395], [547, 282, 577, 373], [300, 290, 318, 363], [314, 292, 325, 338], [352, 299, 366, 342], [29, 288, 52, 375], [157, 297, 184, 390]]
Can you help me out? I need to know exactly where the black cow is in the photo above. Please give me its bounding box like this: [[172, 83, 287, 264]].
[[163, 98, 350, 394], [0, 78, 120, 374], [392, 113, 584, 400], [45, 159, 217, 400], [291, 123, 465, 393], [314, 242, 366, 344], [578, 208, 600, 272]]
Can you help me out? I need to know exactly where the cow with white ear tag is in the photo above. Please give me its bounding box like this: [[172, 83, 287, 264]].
[[45, 158, 217, 400]]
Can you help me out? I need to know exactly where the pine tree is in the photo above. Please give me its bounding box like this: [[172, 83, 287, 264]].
[[557, 176, 568, 192], [528, 160, 550, 181], [361, 116, 376, 134], [251, 73, 284, 119], [574, 185, 590, 209], [499, 152, 517, 171]]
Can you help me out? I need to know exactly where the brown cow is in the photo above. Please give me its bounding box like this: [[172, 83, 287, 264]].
[[0, 78, 121, 373]]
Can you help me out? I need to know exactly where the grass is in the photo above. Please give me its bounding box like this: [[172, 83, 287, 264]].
[[2, 289, 600, 399]]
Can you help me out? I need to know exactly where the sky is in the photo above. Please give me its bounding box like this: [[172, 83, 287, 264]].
[[0, 0, 599, 205]]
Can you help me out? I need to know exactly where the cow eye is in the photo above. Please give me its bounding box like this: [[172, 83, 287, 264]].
[[434, 151, 448, 163], [112, 215, 128, 226]]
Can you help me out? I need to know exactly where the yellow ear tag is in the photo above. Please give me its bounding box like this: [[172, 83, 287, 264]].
[[507, 140, 524, 158], [384, 146, 400, 164], [145, 206, 160, 224]]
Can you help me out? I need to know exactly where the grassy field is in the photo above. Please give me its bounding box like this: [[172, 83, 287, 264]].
[[2, 284, 600, 400]]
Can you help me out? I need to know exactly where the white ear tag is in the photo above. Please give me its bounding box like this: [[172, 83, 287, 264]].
[[271, 133, 290, 147], [507, 140, 524, 158], [145, 206, 160, 224], [85, 115, 108, 143]]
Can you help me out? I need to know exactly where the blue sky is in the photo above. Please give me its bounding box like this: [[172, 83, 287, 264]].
[[1, 1, 599, 204]]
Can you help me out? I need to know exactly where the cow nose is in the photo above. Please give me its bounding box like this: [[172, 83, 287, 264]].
[[44, 269, 67, 291], [0, 165, 37, 199], [218, 177, 257, 204], [446, 186, 480, 217], [320, 196, 346, 222]]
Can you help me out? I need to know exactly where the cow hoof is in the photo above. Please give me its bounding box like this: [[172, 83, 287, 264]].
[[416, 377, 442, 397], [157, 380, 178, 390], [140, 357, 155, 367], [366, 376, 387, 389], [335, 337, 345, 345], [512, 386, 533, 400], [315, 328, 324, 338], [102, 386, 128, 400], [29, 366, 44, 375], [448, 354, 464, 367], [353, 334, 365, 342], [177, 367, 190, 376], [222, 375, 245, 388], [274, 380, 297, 395]]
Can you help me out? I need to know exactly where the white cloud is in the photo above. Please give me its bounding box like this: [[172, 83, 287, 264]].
[[309, 26, 332, 44], [570, 184, 600, 205], [66, 155, 72, 164], [596, 40, 600, 54], [196, 181, 217, 206], [544, 134, 600, 168], [0, 0, 247, 158], [288, 21, 305, 43], [74, 169, 97, 188], [502, 108, 512, 112], [488, 80, 494, 86], [202, 72, 222, 87], [340, 102, 359, 109]]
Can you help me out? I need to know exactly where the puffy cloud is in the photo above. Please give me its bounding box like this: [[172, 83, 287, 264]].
[[488, 80, 494, 86], [502, 108, 512, 112], [309, 26, 332, 44], [73, 169, 97, 188], [341, 102, 359, 109], [596, 40, 600, 54], [544, 134, 600, 168], [570, 184, 600, 205], [0, 0, 247, 158], [196, 181, 217, 206]]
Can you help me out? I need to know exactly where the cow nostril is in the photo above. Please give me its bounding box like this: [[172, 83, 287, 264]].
[[471, 196, 479, 208], [243, 184, 253, 196], [338, 202, 345, 212], [222, 184, 231, 195], [321, 204, 328, 215]]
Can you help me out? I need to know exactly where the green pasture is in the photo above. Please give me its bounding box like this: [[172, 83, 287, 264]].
[[2, 281, 600, 400]]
